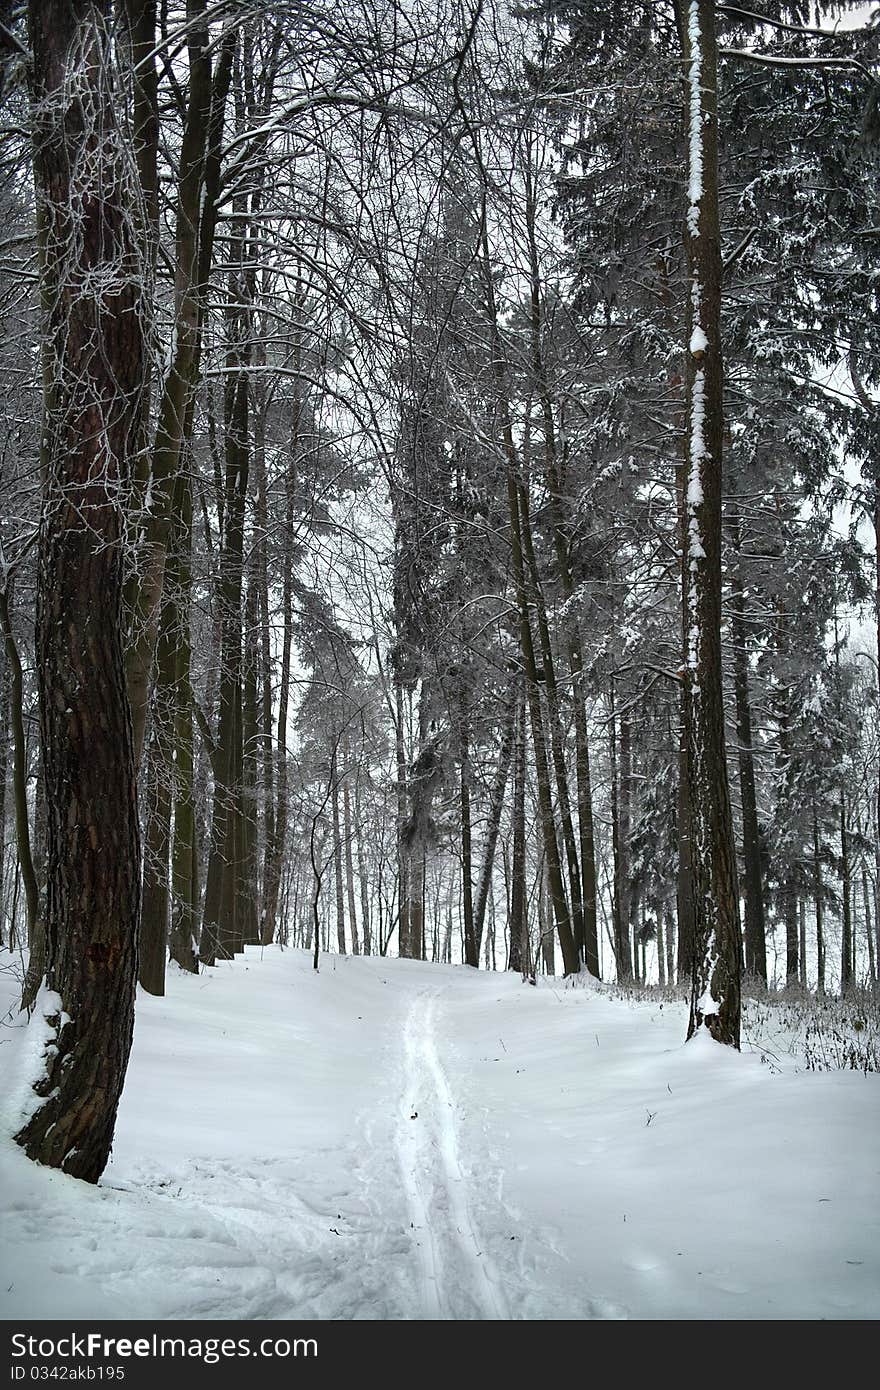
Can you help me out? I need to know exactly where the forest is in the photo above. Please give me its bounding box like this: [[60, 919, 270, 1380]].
[[0, 0, 878, 1310]]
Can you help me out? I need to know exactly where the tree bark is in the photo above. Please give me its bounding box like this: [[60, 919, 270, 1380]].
[[728, 502, 767, 984], [343, 761, 360, 955], [840, 796, 852, 996], [169, 467, 198, 973], [608, 682, 633, 983], [473, 692, 516, 959], [460, 698, 477, 967], [125, 2, 221, 769], [678, 0, 742, 1045], [0, 581, 41, 992], [331, 744, 346, 955], [16, 0, 143, 1182], [508, 686, 528, 975], [813, 805, 825, 993]]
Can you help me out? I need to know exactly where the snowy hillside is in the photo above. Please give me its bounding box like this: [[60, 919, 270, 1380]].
[[1, 947, 878, 1321]]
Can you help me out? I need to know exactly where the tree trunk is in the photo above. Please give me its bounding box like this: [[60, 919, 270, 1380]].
[[785, 876, 799, 987], [813, 806, 825, 993], [0, 581, 41, 994], [139, 565, 178, 995], [0, 657, 7, 945], [523, 143, 600, 978], [508, 688, 528, 975], [355, 768, 372, 955], [394, 680, 411, 957], [473, 692, 516, 959], [261, 452, 295, 946], [240, 570, 260, 947], [169, 468, 198, 974], [331, 745, 346, 955], [728, 502, 767, 983], [16, 0, 143, 1182], [517, 473, 585, 956], [475, 196, 578, 976], [343, 766, 360, 955], [608, 684, 633, 983], [126, 15, 233, 771], [840, 797, 852, 996], [460, 699, 477, 967], [678, 0, 742, 1045], [863, 864, 876, 985]]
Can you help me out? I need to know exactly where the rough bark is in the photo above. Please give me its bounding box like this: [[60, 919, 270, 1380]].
[[16, 0, 143, 1181], [678, 0, 742, 1045]]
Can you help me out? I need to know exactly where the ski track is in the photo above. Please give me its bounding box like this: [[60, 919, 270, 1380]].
[[397, 987, 508, 1320]]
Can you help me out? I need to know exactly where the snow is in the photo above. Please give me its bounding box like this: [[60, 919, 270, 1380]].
[[6, 986, 67, 1134], [696, 986, 721, 1017], [686, 0, 704, 237], [1, 947, 878, 1320], [689, 326, 708, 355]]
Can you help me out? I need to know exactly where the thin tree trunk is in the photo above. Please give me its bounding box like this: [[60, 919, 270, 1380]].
[[261, 453, 295, 945], [126, 9, 230, 768], [355, 768, 372, 955], [331, 745, 346, 955], [0, 582, 41, 991], [139, 561, 178, 995], [394, 679, 411, 957], [813, 806, 825, 993], [608, 682, 633, 982], [460, 698, 477, 967], [522, 141, 599, 977], [473, 693, 516, 958], [729, 501, 767, 983], [240, 570, 260, 947], [474, 190, 578, 975], [785, 876, 799, 987], [508, 688, 528, 975], [863, 864, 876, 985], [169, 467, 198, 973], [841, 797, 852, 996], [343, 766, 360, 955], [517, 471, 585, 955]]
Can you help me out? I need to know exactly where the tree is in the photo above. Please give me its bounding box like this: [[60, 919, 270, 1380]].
[[14, 0, 145, 1181], [676, 0, 742, 1044]]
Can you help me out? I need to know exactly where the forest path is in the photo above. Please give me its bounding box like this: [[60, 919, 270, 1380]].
[[2, 946, 878, 1321], [396, 986, 508, 1320]]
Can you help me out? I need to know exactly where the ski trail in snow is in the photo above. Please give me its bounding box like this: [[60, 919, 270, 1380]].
[[421, 992, 509, 1319], [398, 987, 508, 1320], [399, 988, 445, 1317]]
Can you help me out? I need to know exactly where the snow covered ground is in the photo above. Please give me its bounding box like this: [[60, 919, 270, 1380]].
[[1, 947, 878, 1320]]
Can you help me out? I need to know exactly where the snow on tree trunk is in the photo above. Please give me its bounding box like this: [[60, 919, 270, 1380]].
[[679, 0, 742, 1046]]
